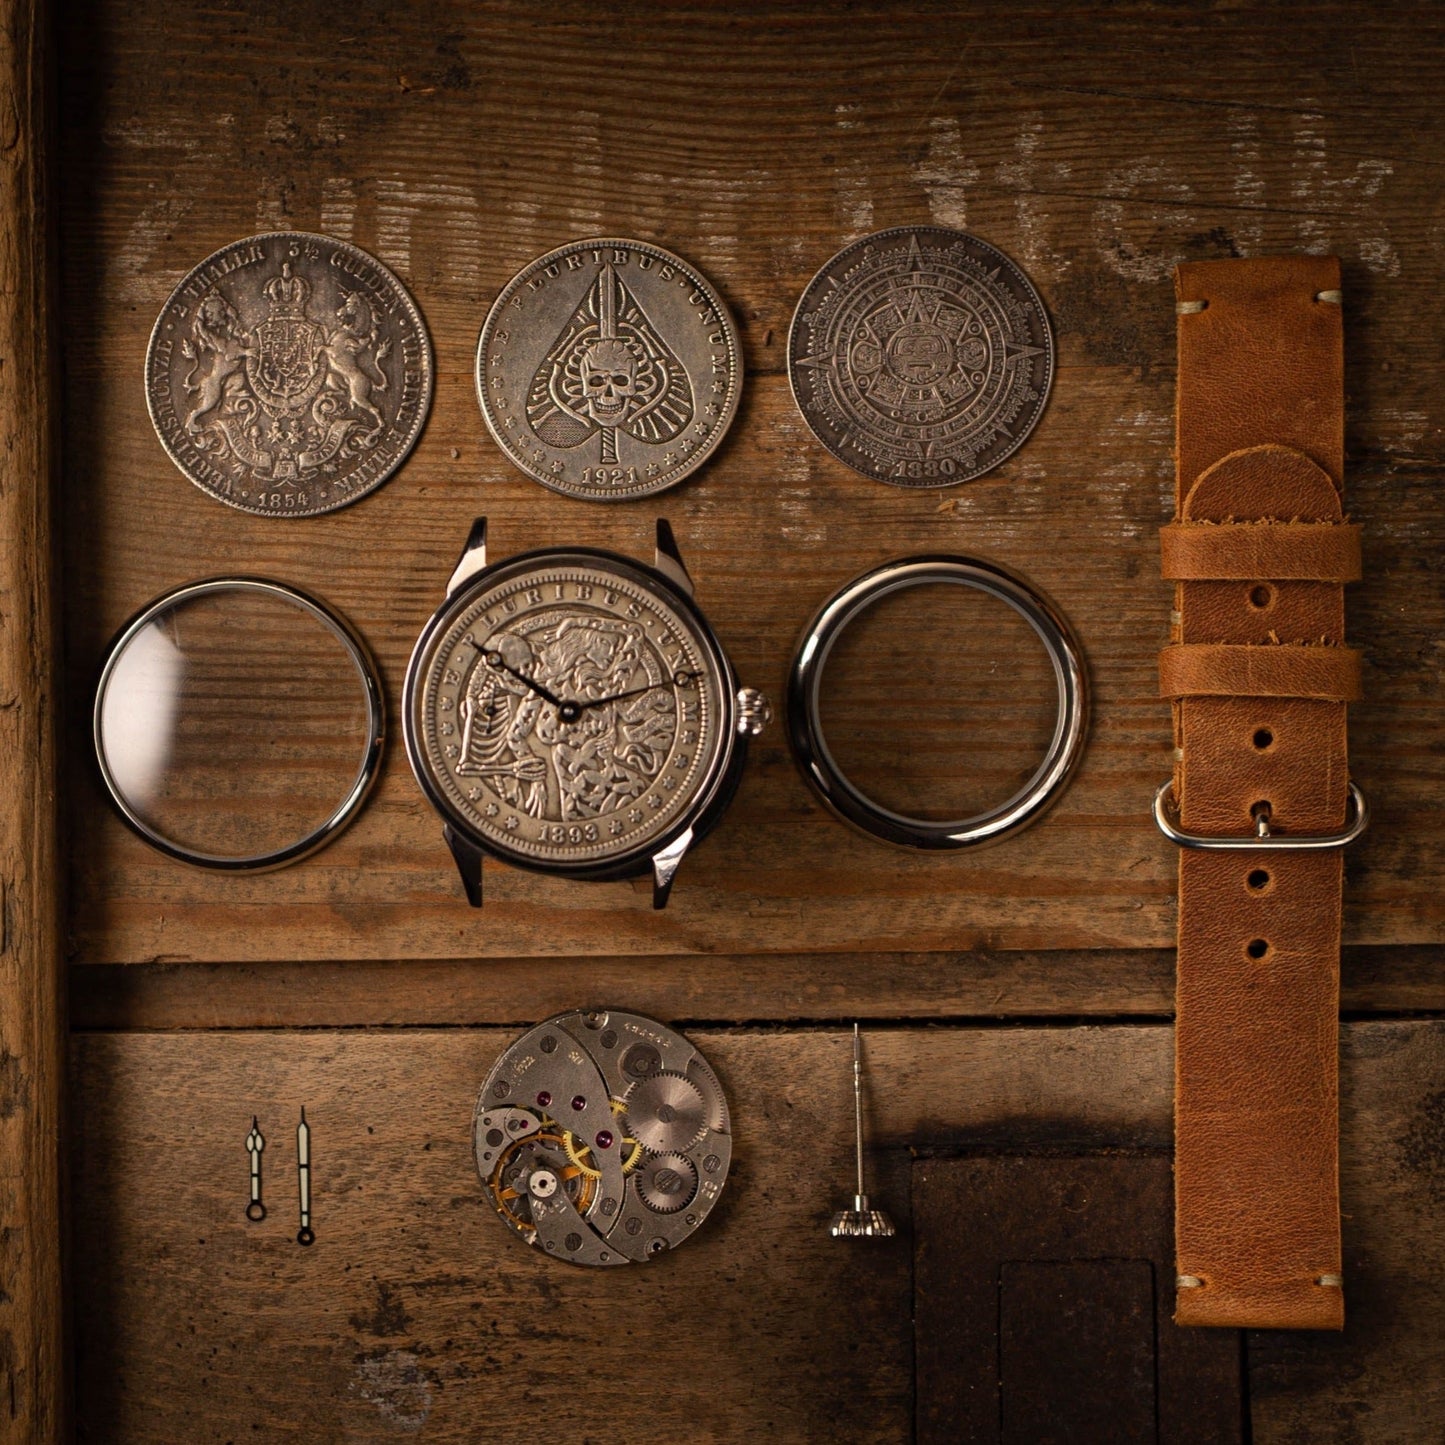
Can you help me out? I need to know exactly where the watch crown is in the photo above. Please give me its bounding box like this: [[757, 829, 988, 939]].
[[735, 687, 772, 737]]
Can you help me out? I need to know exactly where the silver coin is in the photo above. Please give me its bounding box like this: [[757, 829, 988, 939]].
[[788, 227, 1054, 488], [475, 238, 743, 500], [409, 552, 732, 868], [145, 232, 433, 517]]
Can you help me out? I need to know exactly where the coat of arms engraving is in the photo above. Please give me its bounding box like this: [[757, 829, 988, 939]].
[[180, 262, 393, 482]]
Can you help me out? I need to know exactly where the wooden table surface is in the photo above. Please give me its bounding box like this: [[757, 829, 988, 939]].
[[47, 1, 1445, 1439]]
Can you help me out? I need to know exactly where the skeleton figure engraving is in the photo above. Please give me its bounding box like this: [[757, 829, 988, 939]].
[[456, 633, 550, 817], [179, 261, 393, 482], [526, 265, 693, 465], [457, 613, 677, 822]]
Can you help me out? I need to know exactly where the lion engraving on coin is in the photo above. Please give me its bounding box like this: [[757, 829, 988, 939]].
[[179, 262, 393, 479]]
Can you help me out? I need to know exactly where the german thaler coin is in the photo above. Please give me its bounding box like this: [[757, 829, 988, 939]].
[[475, 239, 743, 501], [146, 232, 433, 517], [788, 227, 1054, 488]]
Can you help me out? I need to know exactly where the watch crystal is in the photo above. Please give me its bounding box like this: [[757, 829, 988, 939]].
[[414, 557, 727, 867]]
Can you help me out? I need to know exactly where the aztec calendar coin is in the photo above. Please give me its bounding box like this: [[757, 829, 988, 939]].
[[145, 231, 433, 517], [788, 226, 1054, 488], [475, 238, 743, 500], [473, 1009, 731, 1266]]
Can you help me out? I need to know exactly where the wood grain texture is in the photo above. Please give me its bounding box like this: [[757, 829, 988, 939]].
[[68, 943, 1445, 1030], [53, 0, 1445, 964], [0, 1, 68, 1438], [68, 1021, 1445, 1441]]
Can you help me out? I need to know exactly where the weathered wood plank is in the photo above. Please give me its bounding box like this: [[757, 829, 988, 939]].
[[0, 1, 68, 1438], [67, 944, 1445, 1030], [57, 0, 1445, 962], [68, 1021, 1445, 1440]]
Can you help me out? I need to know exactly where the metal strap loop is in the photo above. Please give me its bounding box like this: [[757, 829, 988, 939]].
[[1153, 780, 1368, 851]]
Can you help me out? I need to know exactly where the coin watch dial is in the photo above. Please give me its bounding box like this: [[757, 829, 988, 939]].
[[410, 554, 730, 870], [476, 238, 742, 500]]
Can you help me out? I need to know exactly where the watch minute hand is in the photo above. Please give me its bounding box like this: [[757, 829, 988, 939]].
[[576, 670, 703, 711]]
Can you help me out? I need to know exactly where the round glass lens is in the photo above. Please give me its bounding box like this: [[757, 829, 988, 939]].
[[95, 581, 381, 867]]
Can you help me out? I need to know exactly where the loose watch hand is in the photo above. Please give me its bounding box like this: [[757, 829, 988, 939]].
[[484, 650, 572, 713], [576, 670, 703, 711]]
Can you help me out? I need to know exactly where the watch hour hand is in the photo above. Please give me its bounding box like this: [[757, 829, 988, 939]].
[[484, 650, 577, 718]]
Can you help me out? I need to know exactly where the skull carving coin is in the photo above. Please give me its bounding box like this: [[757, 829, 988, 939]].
[[145, 232, 434, 516], [788, 227, 1053, 488], [475, 239, 743, 500]]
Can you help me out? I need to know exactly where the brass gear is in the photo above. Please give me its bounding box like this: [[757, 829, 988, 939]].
[[490, 1129, 597, 1229], [561, 1100, 643, 1178]]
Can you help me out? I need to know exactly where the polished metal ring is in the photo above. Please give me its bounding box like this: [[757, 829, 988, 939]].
[[787, 556, 1089, 849], [93, 577, 385, 871]]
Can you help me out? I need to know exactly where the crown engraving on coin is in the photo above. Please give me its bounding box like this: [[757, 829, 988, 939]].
[[788, 227, 1054, 488], [476, 239, 742, 501], [146, 232, 434, 516]]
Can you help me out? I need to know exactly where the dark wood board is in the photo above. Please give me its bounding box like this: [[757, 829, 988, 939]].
[[0, 0, 68, 1437], [68, 1021, 1445, 1441], [914, 1157, 1243, 1443], [43, 3, 1445, 1439], [54, 0, 1445, 965], [68, 943, 1445, 1030]]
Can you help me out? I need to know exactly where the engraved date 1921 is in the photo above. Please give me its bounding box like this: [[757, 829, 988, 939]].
[[579, 466, 641, 488]]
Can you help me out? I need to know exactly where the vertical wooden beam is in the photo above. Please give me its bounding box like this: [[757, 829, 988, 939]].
[[0, 0, 66, 1439]]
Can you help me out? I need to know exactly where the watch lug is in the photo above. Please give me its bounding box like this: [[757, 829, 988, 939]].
[[446, 517, 489, 598], [650, 827, 694, 910], [444, 825, 484, 908], [653, 518, 693, 597]]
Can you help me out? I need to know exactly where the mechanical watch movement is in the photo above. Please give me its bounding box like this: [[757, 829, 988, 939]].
[[474, 1009, 731, 1266], [403, 519, 770, 907]]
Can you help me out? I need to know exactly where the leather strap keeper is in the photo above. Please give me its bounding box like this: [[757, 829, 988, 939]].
[[1159, 642, 1362, 702], [1165, 256, 1354, 1331], [1160, 521, 1362, 582]]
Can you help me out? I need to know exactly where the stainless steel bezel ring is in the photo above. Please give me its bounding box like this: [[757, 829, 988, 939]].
[[787, 555, 1089, 850]]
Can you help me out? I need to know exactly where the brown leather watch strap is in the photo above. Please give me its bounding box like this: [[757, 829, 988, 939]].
[[1160, 520, 1362, 582], [1164, 256, 1354, 1330]]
